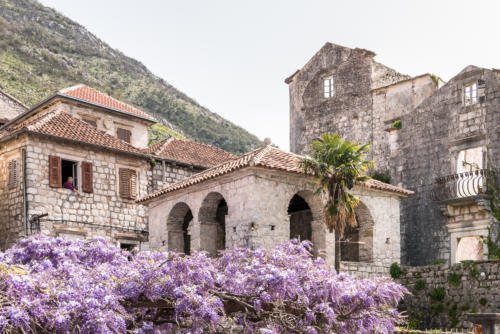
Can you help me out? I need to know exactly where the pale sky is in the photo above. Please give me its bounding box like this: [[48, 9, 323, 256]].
[[39, 0, 500, 151]]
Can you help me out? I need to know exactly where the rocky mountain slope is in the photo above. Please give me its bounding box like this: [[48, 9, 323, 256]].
[[0, 0, 262, 154]]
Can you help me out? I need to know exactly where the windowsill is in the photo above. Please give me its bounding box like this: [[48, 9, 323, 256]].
[[460, 103, 483, 113]]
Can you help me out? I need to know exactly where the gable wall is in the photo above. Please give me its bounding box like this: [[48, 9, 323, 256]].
[[0, 91, 26, 123]]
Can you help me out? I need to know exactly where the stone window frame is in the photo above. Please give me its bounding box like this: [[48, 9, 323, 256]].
[[323, 75, 335, 99], [463, 81, 478, 106], [77, 113, 100, 128], [49, 153, 84, 191]]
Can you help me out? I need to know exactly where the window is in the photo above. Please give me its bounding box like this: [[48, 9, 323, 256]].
[[464, 82, 478, 106], [8, 159, 18, 190], [82, 118, 97, 128], [323, 76, 334, 98], [61, 159, 78, 188], [119, 168, 137, 199], [117, 128, 132, 143], [120, 243, 136, 251], [49, 156, 93, 192]]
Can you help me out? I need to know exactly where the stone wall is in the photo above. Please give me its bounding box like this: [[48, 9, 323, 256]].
[[0, 89, 26, 123], [394, 68, 500, 265], [339, 261, 390, 278], [0, 135, 27, 249], [147, 166, 405, 268], [396, 260, 500, 329], [288, 43, 500, 266]]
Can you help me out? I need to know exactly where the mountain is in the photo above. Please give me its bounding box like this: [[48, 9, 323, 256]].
[[0, 0, 263, 154]]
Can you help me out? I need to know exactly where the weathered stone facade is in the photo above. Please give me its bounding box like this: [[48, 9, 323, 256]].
[[0, 88, 26, 124], [0, 88, 205, 250], [287, 43, 500, 265], [144, 148, 409, 269]]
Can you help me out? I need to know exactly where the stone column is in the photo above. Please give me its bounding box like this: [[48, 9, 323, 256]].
[[189, 219, 201, 251], [467, 313, 500, 334]]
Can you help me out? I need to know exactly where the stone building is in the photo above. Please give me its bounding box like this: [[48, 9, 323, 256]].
[[139, 145, 413, 272], [0, 84, 235, 250], [0, 88, 27, 126], [286, 42, 500, 265]]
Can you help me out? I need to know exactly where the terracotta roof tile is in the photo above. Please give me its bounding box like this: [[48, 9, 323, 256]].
[[2, 110, 146, 156], [59, 85, 155, 121], [146, 138, 236, 168], [138, 146, 414, 202]]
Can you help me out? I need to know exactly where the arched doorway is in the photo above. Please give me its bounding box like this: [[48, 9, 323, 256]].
[[167, 202, 193, 254], [199, 192, 227, 256], [339, 201, 374, 262], [288, 194, 312, 242]]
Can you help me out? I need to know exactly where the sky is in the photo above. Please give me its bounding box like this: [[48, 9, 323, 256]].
[[39, 0, 500, 151]]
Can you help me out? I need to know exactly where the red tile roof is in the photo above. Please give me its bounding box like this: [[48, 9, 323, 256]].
[[146, 138, 236, 168], [137, 146, 414, 203], [1, 110, 146, 156], [59, 85, 155, 122]]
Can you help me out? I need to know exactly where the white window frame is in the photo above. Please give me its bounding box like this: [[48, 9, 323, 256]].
[[323, 76, 334, 99], [463, 82, 478, 106]]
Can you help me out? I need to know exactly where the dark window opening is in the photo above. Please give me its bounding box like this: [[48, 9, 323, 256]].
[[288, 194, 312, 241], [82, 118, 97, 127], [183, 210, 193, 255], [216, 199, 227, 251], [61, 159, 78, 188], [120, 243, 136, 251], [117, 128, 132, 143]]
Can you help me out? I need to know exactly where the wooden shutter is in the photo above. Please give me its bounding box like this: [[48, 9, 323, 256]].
[[117, 128, 132, 143], [49, 156, 62, 188], [119, 168, 137, 199], [81, 161, 93, 193], [8, 159, 18, 190]]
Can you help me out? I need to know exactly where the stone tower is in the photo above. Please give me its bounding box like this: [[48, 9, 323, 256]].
[[286, 42, 500, 265]]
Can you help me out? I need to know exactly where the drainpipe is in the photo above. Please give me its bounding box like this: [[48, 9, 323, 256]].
[[22, 148, 28, 236]]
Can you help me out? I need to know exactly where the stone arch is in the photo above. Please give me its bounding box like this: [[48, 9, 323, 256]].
[[198, 192, 228, 257], [340, 201, 374, 262], [167, 202, 193, 254], [287, 190, 326, 257]]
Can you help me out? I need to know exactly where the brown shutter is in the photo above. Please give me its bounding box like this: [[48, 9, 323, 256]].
[[8, 159, 18, 190], [49, 156, 61, 188], [119, 168, 136, 199], [130, 170, 137, 199], [81, 161, 93, 193], [117, 128, 132, 143]]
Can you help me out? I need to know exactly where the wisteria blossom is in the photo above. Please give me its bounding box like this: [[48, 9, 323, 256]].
[[0, 235, 407, 333]]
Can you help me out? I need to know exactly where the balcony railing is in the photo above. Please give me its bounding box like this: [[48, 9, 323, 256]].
[[431, 169, 495, 202]]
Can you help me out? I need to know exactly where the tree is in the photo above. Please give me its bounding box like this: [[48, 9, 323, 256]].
[[301, 133, 374, 237], [0, 235, 406, 333]]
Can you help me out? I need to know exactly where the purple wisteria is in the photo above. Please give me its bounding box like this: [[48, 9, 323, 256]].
[[0, 236, 407, 333]]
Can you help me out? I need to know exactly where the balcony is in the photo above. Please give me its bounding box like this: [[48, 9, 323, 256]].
[[431, 169, 495, 202]]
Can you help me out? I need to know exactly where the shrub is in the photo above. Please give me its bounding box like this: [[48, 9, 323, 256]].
[[448, 272, 462, 286], [460, 303, 470, 311], [408, 317, 419, 330], [0, 236, 408, 333], [392, 120, 402, 130], [430, 286, 446, 301], [479, 297, 488, 306], [372, 173, 391, 184], [414, 279, 426, 291], [390, 262, 403, 279], [469, 263, 480, 279], [433, 259, 446, 265], [432, 302, 444, 313]]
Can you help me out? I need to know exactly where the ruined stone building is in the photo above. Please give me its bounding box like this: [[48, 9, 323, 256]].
[[140, 145, 413, 273], [0, 85, 234, 250], [0, 88, 27, 126], [286, 42, 500, 265]]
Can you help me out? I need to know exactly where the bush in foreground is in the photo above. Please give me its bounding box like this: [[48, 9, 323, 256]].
[[0, 236, 407, 333]]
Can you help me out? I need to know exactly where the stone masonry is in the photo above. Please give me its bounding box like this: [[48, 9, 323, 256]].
[[287, 42, 500, 265]]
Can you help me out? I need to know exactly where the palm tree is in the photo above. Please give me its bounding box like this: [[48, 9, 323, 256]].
[[300, 133, 374, 237]]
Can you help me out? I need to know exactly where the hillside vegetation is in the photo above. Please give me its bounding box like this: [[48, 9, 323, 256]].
[[0, 0, 262, 154]]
